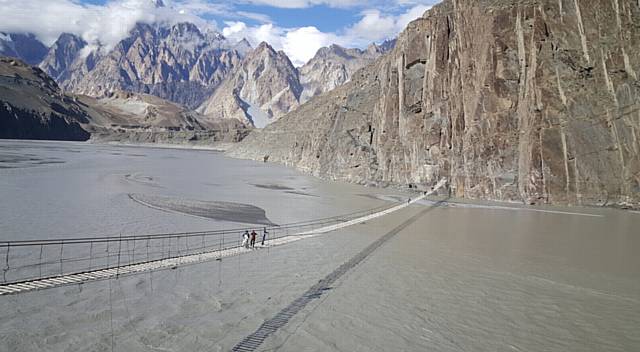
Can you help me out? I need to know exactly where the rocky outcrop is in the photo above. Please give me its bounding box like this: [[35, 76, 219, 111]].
[[299, 41, 394, 103], [0, 32, 48, 65], [197, 42, 302, 127], [229, 0, 640, 208], [66, 23, 245, 109]]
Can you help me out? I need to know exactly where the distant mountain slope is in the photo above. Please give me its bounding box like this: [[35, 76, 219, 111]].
[[197, 41, 392, 127], [197, 42, 302, 127], [299, 40, 394, 103], [39, 33, 89, 82], [57, 23, 247, 109], [1, 57, 248, 144], [8, 21, 396, 128], [79, 91, 249, 145], [34, 23, 393, 127], [0, 32, 48, 65], [0, 56, 91, 140]]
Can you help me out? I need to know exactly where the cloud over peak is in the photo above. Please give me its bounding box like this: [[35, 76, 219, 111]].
[[0, 0, 434, 66], [222, 4, 431, 66], [0, 0, 217, 50]]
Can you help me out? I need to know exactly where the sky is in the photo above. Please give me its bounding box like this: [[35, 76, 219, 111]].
[[0, 0, 439, 66]]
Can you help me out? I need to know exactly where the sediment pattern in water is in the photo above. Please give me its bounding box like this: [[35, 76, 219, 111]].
[[129, 193, 276, 225]]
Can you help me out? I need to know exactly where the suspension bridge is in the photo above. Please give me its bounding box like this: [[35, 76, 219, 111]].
[[0, 180, 447, 296]]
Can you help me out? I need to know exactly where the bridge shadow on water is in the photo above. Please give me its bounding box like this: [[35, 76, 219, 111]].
[[232, 198, 449, 352]]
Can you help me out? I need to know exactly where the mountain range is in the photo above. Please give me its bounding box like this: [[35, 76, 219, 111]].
[[299, 40, 395, 104], [0, 32, 48, 65], [1, 22, 393, 128], [4, 0, 637, 208], [0, 56, 248, 145]]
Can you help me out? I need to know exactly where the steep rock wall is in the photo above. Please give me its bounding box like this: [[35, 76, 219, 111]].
[[229, 0, 640, 208]]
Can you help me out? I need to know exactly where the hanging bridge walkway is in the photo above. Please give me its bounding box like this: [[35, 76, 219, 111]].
[[0, 180, 446, 296]]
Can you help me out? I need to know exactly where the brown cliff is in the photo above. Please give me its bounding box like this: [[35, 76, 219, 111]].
[[229, 0, 640, 208]]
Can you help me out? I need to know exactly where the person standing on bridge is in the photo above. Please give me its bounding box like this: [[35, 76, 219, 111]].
[[250, 230, 257, 248], [242, 230, 250, 249], [261, 227, 268, 246]]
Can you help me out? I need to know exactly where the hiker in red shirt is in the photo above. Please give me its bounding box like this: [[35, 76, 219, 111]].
[[250, 230, 257, 248]]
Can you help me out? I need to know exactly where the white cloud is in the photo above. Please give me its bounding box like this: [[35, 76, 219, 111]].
[[235, 11, 272, 23], [221, 4, 430, 66], [397, 4, 431, 28], [283, 27, 339, 66], [222, 22, 249, 38], [239, 0, 435, 9], [0, 0, 252, 50], [0, 0, 218, 49], [223, 22, 286, 50], [223, 22, 338, 66], [343, 5, 430, 46], [345, 10, 397, 45], [240, 0, 367, 9], [0, 0, 433, 66]]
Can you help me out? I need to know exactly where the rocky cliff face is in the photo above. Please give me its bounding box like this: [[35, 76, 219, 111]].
[[0, 33, 48, 65], [197, 42, 302, 127], [299, 41, 394, 103], [65, 23, 245, 109], [229, 0, 640, 208]]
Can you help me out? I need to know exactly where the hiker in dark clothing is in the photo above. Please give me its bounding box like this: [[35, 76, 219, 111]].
[[250, 230, 257, 248], [261, 227, 268, 246]]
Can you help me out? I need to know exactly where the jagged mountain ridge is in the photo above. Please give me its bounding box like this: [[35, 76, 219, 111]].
[[197, 42, 302, 127], [39, 33, 90, 82], [229, 0, 640, 208], [34, 23, 390, 126], [6, 21, 394, 128], [196, 40, 392, 127], [299, 40, 395, 103], [65, 23, 244, 109]]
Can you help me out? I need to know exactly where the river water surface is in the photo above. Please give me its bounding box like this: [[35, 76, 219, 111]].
[[0, 140, 638, 351]]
